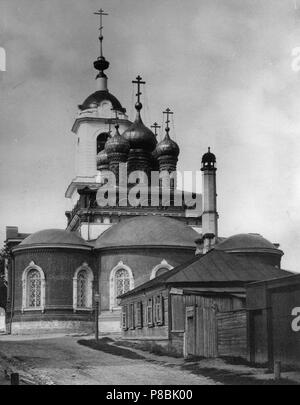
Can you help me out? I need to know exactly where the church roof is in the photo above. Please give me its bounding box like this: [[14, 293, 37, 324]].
[[94, 216, 200, 250], [16, 229, 91, 249], [119, 250, 293, 298], [215, 233, 282, 254], [79, 90, 126, 112]]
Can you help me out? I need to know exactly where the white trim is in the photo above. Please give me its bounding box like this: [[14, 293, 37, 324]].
[[109, 261, 134, 311], [150, 259, 173, 280], [22, 261, 45, 313], [73, 262, 94, 312]]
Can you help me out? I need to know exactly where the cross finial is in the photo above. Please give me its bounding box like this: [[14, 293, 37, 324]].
[[163, 108, 174, 133], [132, 75, 146, 110], [94, 9, 109, 57], [151, 122, 161, 136]]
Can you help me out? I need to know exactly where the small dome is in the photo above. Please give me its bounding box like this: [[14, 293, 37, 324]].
[[202, 147, 216, 163], [79, 90, 126, 113], [155, 132, 179, 158], [18, 229, 90, 248], [97, 149, 109, 169], [215, 233, 282, 254], [94, 216, 199, 249], [123, 111, 157, 152], [105, 126, 130, 156]]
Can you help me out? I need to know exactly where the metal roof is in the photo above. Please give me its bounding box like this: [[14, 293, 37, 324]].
[[119, 250, 292, 298]]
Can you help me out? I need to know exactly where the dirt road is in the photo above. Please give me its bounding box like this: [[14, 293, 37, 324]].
[[0, 335, 216, 385]]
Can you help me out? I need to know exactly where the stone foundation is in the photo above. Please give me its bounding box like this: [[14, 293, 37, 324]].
[[10, 320, 94, 335], [99, 310, 121, 333]]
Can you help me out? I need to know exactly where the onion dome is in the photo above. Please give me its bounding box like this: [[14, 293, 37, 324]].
[[105, 124, 130, 157], [122, 103, 157, 152], [155, 132, 179, 158], [201, 147, 216, 171], [96, 149, 109, 170]]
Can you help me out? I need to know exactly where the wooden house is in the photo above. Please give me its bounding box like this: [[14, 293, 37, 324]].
[[119, 249, 291, 357], [247, 273, 300, 368]]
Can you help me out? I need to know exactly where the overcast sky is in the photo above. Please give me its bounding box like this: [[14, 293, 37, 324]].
[[0, 0, 300, 271]]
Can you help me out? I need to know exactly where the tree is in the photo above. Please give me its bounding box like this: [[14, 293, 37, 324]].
[[0, 247, 8, 309]]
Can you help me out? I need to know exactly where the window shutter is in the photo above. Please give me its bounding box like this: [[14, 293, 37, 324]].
[[136, 301, 143, 329], [147, 297, 154, 327], [130, 303, 135, 329], [122, 305, 128, 330]]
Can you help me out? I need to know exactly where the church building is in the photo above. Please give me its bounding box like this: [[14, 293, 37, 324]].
[[3, 10, 286, 336]]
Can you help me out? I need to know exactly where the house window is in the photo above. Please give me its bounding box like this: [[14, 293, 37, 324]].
[[110, 262, 134, 310], [147, 298, 154, 327], [122, 305, 128, 330], [73, 264, 94, 311], [129, 303, 135, 330], [22, 261, 45, 312], [27, 269, 41, 308], [136, 302, 143, 329], [154, 294, 164, 326]]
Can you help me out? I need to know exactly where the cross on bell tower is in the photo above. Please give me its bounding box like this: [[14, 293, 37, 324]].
[[93, 9, 110, 82]]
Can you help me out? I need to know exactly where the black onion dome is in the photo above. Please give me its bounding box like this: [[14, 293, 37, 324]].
[[202, 147, 216, 164], [122, 111, 157, 152], [105, 126, 130, 155], [79, 90, 126, 113], [97, 149, 109, 165], [155, 132, 179, 158]]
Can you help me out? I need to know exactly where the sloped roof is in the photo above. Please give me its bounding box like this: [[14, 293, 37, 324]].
[[95, 216, 200, 249], [119, 250, 292, 298]]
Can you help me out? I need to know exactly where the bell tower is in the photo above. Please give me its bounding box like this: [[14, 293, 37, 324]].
[[201, 147, 218, 252], [65, 9, 131, 200]]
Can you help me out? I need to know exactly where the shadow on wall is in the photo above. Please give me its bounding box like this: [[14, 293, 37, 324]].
[[0, 307, 5, 332]]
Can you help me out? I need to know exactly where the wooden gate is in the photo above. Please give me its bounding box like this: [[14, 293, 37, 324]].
[[184, 304, 217, 358]]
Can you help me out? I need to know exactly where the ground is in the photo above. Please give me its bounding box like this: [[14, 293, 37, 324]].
[[0, 334, 298, 385], [0, 334, 215, 385]]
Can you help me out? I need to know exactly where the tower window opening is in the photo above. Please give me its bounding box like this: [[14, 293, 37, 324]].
[[97, 133, 109, 154]]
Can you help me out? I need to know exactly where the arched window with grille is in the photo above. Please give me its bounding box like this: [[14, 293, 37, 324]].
[[73, 263, 94, 311], [22, 262, 45, 312], [110, 262, 134, 310]]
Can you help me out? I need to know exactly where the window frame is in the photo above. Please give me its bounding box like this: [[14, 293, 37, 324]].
[[73, 263, 94, 312], [136, 301, 143, 329], [122, 305, 128, 330], [22, 261, 45, 313], [147, 297, 154, 327]]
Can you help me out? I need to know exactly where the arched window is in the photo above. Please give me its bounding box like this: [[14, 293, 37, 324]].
[[22, 261, 45, 312], [110, 262, 134, 310], [77, 270, 88, 308], [150, 259, 173, 280], [96, 132, 109, 154], [27, 269, 41, 308], [73, 263, 94, 311]]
